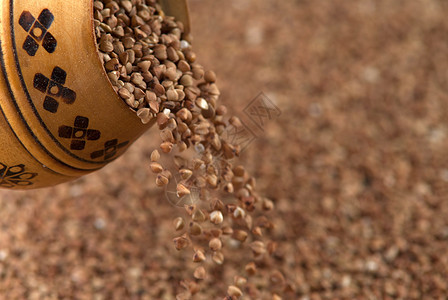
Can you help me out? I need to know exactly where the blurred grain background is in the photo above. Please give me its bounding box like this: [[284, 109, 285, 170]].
[[1, 0, 448, 298]]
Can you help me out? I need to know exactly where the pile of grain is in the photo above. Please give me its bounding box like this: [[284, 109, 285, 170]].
[[94, 1, 280, 298]]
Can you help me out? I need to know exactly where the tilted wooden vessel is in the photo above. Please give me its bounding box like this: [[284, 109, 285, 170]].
[[0, 0, 190, 189]]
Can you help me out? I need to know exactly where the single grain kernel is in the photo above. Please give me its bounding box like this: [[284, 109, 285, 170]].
[[222, 226, 234, 235], [156, 112, 170, 127], [192, 66, 204, 80], [150, 149, 160, 162], [107, 71, 119, 84], [137, 60, 151, 72], [173, 236, 189, 251], [193, 266, 206, 280], [210, 211, 223, 225], [245, 262, 257, 276], [176, 108, 192, 122], [192, 209, 206, 223], [173, 217, 185, 231], [243, 215, 253, 230], [250, 241, 266, 256], [180, 74, 193, 87], [195, 97, 209, 110], [155, 174, 169, 187], [188, 281, 200, 295], [234, 276, 247, 288], [118, 88, 132, 100], [212, 251, 224, 265], [209, 238, 222, 251], [105, 58, 119, 71], [136, 107, 152, 124], [149, 162, 163, 173], [204, 70, 216, 83], [148, 100, 159, 113], [179, 169, 193, 180], [252, 226, 263, 237], [227, 286, 243, 298], [154, 44, 167, 60], [134, 88, 146, 100], [166, 47, 179, 62], [229, 116, 243, 128], [210, 228, 222, 238], [216, 105, 228, 115], [160, 141, 173, 153], [189, 222, 202, 236], [121, 0, 133, 13], [122, 36, 135, 49], [233, 207, 246, 219], [131, 73, 145, 86], [184, 204, 196, 216], [267, 241, 278, 256], [232, 230, 248, 243], [166, 89, 179, 101], [224, 182, 234, 193], [262, 198, 274, 211], [177, 183, 190, 198], [193, 250, 206, 263], [160, 129, 175, 143], [99, 40, 114, 52], [178, 60, 190, 72]]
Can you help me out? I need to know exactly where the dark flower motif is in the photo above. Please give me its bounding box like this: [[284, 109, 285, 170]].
[[0, 163, 37, 188]]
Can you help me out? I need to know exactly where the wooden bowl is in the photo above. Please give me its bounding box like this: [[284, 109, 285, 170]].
[[0, 0, 189, 189]]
